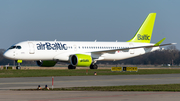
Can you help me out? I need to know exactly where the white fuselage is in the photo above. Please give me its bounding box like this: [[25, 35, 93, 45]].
[[3, 41, 159, 62]]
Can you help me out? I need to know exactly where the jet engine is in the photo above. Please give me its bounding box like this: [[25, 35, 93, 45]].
[[36, 60, 57, 67], [70, 54, 92, 67]]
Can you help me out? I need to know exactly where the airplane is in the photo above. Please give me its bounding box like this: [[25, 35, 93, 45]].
[[3, 13, 176, 69]]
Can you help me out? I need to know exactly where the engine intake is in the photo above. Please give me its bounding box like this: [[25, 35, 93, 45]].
[[70, 54, 92, 67]]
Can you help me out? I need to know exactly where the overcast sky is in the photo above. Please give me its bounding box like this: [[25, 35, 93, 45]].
[[0, 0, 179, 49]]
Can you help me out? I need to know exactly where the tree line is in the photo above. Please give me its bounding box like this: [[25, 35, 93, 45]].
[[0, 45, 179, 66]]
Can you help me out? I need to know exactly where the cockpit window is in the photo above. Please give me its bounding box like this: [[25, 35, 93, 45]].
[[8, 46, 21, 49], [9, 46, 16, 49], [16, 46, 21, 49]]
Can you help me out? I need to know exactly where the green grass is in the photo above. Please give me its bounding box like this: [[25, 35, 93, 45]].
[[15, 84, 180, 91], [1, 69, 180, 78], [55, 84, 180, 91]]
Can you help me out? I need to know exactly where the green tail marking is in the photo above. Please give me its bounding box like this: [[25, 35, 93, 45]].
[[127, 13, 156, 43]]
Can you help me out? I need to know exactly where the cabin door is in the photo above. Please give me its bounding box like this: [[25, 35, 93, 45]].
[[28, 42, 35, 54]]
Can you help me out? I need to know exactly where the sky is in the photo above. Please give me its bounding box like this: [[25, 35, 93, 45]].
[[0, 0, 180, 49]]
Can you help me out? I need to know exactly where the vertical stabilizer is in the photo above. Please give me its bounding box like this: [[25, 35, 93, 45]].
[[127, 13, 156, 43]]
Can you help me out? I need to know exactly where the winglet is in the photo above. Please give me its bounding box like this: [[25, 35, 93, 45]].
[[154, 38, 166, 46]]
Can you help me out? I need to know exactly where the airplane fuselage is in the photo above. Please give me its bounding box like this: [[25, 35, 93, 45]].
[[4, 41, 159, 61]]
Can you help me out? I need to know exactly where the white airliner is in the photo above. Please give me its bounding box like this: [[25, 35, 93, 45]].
[[3, 13, 175, 69]]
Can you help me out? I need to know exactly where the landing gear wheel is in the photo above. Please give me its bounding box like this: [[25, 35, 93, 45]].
[[90, 64, 98, 69], [16, 66, 21, 70], [68, 65, 76, 69]]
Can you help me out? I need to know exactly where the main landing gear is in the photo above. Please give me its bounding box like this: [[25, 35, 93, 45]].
[[68, 65, 76, 69], [90, 63, 98, 69], [68, 63, 98, 69]]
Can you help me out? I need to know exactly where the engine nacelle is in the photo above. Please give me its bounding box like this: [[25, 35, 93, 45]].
[[36, 60, 57, 67], [70, 54, 92, 67]]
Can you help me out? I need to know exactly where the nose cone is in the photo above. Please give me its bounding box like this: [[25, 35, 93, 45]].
[[3, 50, 14, 60]]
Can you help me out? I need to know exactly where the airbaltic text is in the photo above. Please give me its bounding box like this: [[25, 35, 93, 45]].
[[137, 34, 150, 40], [37, 42, 67, 50]]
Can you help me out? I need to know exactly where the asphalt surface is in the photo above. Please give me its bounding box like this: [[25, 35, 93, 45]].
[[1, 74, 180, 101], [1, 74, 180, 90], [1, 91, 180, 101]]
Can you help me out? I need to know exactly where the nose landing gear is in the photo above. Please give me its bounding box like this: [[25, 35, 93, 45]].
[[15, 60, 22, 70], [16, 65, 21, 69]]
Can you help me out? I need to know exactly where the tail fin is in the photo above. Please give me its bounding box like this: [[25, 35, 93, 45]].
[[127, 13, 156, 43]]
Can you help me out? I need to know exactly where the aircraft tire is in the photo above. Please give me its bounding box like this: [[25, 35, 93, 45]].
[[90, 64, 98, 69], [68, 65, 76, 69], [16, 66, 21, 70]]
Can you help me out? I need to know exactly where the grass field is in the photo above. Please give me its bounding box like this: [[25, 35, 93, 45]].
[[63, 84, 180, 91], [1, 69, 180, 78], [15, 84, 180, 91]]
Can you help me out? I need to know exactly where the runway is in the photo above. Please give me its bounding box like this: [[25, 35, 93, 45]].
[[1, 74, 180, 90], [1, 74, 180, 101], [1, 91, 180, 101]]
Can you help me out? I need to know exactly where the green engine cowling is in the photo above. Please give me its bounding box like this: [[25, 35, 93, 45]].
[[70, 54, 92, 67], [36, 60, 57, 67]]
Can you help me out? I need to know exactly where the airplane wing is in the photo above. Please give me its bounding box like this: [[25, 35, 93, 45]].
[[91, 43, 176, 54], [91, 37, 176, 54]]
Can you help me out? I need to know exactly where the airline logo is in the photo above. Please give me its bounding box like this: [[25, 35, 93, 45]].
[[137, 34, 150, 40], [80, 59, 89, 62], [37, 42, 67, 50]]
